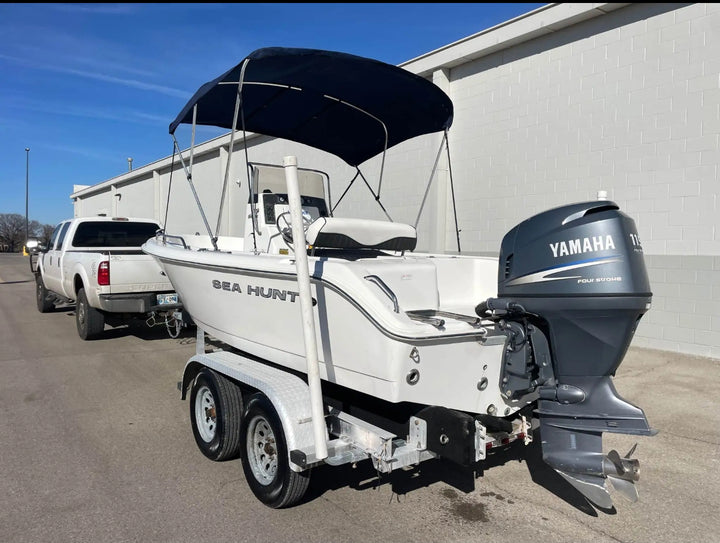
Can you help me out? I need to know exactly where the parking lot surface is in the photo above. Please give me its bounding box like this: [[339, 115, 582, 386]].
[[1, 253, 718, 543]]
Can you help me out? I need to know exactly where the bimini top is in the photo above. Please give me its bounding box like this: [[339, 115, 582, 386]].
[[169, 47, 454, 167]]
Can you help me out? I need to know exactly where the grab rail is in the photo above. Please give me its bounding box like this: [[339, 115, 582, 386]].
[[363, 275, 399, 313], [406, 312, 445, 328], [405, 310, 488, 332], [406, 309, 483, 327], [159, 232, 188, 249]]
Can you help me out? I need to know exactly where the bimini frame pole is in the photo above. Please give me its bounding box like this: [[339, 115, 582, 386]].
[[444, 128, 462, 253], [283, 155, 328, 461], [214, 65, 247, 241], [171, 111, 217, 251], [413, 131, 447, 229], [322, 94, 389, 203], [412, 128, 462, 253]]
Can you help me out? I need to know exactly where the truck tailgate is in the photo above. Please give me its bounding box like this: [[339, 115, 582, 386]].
[[107, 252, 174, 293]]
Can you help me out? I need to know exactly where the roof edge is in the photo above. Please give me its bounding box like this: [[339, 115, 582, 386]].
[[71, 131, 261, 199], [400, 3, 632, 76]]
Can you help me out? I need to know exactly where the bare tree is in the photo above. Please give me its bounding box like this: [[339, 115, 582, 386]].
[[0, 213, 26, 252], [40, 223, 55, 247], [28, 219, 41, 237], [0, 214, 54, 252]]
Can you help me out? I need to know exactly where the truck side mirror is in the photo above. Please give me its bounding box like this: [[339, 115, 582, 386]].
[[25, 238, 46, 254]]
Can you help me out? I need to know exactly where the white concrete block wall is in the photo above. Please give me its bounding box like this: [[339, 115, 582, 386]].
[[115, 174, 154, 220], [639, 255, 720, 359], [443, 3, 719, 358], [74, 188, 112, 220]]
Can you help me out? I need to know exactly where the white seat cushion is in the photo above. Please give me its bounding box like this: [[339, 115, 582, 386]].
[[305, 217, 417, 251]]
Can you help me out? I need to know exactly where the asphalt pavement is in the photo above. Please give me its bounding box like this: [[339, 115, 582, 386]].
[[1, 252, 718, 543]]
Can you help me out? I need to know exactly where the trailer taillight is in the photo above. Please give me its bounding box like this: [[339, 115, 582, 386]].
[[98, 261, 110, 286]]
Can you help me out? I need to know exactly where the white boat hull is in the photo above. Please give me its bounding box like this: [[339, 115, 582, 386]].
[[143, 236, 527, 416]]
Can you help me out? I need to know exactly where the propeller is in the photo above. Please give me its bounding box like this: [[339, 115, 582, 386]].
[[605, 444, 640, 503], [555, 444, 642, 508]]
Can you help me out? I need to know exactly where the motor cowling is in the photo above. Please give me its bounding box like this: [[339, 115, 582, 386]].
[[496, 200, 651, 379], [498, 200, 650, 296]]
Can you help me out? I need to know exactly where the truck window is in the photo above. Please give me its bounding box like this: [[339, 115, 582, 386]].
[[55, 222, 71, 250], [48, 223, 64, 250], [71, 221, 160, 248]]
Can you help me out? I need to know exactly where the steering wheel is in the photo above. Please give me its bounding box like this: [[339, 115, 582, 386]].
[[275, 210, 313, 249]]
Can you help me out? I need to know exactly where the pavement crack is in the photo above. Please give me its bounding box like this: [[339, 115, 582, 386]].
[[659, 430, 719, 446]]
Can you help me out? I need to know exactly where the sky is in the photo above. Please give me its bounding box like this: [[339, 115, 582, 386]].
[[0, 2, 546, 227]]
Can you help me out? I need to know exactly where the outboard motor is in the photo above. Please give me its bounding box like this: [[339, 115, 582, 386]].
[[477, 200, 656, 508]]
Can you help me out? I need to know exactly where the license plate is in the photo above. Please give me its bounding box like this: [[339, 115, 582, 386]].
[[156, 293, 178, 305]]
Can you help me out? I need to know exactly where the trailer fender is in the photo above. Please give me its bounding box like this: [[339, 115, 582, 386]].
[[181, 351, 317, 472]]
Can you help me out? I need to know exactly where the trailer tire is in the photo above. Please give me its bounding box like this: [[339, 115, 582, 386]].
[[189, 368, 243, 461], [36, 275, 54, 313], [240, 393, 310, 508], [76, 288, 105, 340]]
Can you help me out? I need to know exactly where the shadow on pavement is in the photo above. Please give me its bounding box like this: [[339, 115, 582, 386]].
[[55, 307, 197, 342], [303, 428, 612, 516], [518, 427, 613, 516]]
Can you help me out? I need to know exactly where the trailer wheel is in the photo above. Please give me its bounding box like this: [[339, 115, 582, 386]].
[[240, 393, 310, 508], [189, 368, 243, 461], [76, 288, 105, 340], [36, 275, 54, 313]]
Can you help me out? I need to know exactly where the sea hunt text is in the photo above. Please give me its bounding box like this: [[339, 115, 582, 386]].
[[212, 280, 300, 302]]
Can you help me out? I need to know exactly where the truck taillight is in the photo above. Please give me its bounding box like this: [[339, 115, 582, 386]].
[[98, 261, 110, 286]]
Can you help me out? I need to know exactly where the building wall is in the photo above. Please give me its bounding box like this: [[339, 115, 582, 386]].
[[435, 3, 719, 358], [75, 187, 113, 218], [72, 3, 720, 359], [117, 174, 155, 219]]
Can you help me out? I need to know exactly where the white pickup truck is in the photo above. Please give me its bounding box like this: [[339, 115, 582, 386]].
[[32, 216, 184, 340]]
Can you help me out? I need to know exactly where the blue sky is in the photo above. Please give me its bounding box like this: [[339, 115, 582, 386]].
[[1, 3, 545, 226]]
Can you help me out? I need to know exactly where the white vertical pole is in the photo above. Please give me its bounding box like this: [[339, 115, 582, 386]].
[[432, 68, 450, 253], [283, 155, 328, 461]]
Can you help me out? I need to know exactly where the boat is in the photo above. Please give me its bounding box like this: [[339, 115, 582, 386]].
[[142, 47, 655, 509]]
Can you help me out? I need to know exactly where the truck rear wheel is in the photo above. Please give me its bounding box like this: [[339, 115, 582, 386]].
[[239, 393, 310, 508], [36, 275, 54, 313], [189, 368, 243, 461], [76, 288, 105, 340]]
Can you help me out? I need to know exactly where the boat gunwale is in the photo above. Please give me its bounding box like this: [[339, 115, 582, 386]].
[[145, 246, 498, 345]]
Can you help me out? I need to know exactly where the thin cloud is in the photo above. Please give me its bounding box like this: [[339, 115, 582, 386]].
[[49, 4, 139, 15], [40, 142, 122, 161], [0, 52, 189, 98], [7, 42, 156, 79], [4, 95, 172, 126], [57, 66, 190, 98], [130, 111, 175, 124]]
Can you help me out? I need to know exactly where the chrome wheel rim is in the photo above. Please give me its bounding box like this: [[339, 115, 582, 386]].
[[246, 415, 277, 485], [77, 300, 86, 326], [194, 385, 216, 443]]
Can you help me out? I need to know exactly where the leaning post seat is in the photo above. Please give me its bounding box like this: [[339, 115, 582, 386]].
[[305, 217, 417, 252]]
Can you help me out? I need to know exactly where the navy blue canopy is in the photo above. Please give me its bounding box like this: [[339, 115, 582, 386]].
[[169, 47, 454, 167]]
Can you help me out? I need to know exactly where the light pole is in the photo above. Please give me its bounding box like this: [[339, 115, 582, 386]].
[[25, 147, 30, 242]]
